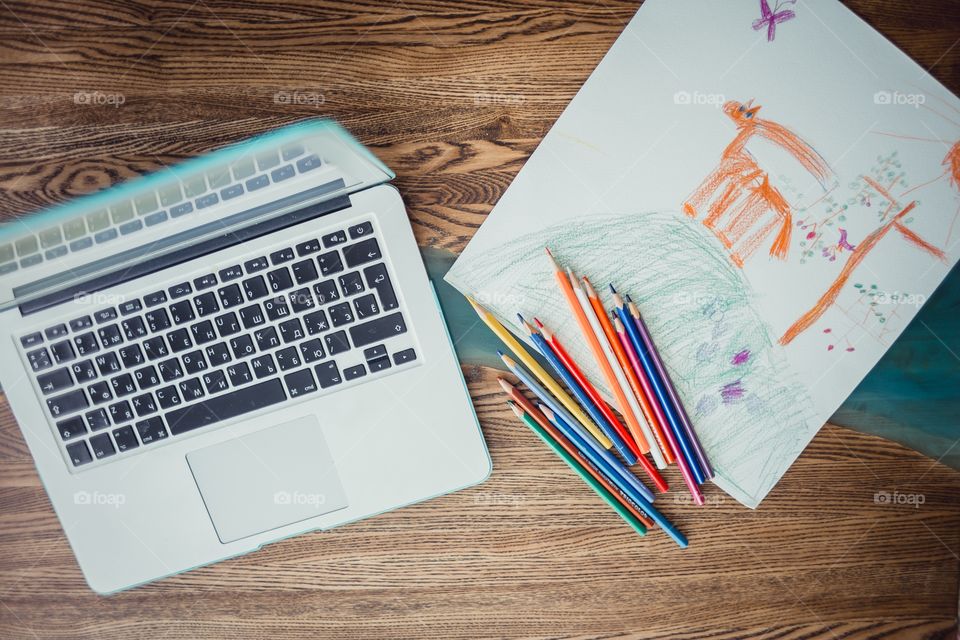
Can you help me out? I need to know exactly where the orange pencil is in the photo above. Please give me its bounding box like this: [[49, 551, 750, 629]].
[[544, 248, 651, 455], [499, 379, 655, 528], [581, 276, 673, 467]]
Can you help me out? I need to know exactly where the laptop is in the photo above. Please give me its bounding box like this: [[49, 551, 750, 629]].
[[0, 120, 491, 593]]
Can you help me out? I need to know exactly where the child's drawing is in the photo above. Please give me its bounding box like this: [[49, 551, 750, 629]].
[[683, 99, 835, 268], [753, 0, 796, 42]]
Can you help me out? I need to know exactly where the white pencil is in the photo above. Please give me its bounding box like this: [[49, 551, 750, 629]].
[[569, 269, 667, 469]]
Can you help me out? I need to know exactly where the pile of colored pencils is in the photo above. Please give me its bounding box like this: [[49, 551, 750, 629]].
[[467, 248, 715, 547]]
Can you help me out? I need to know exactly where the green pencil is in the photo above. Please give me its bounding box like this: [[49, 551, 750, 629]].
[[509, 402, 647, 537]]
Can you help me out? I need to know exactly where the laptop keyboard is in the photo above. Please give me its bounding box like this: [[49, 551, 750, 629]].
[[0, 143, 322, 276], [18, 218, 419, 470]]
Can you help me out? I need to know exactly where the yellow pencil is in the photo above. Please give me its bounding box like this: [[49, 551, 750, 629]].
[[467, 296, 613, 449]]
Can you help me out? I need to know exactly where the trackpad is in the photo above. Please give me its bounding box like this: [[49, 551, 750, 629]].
[[187, 415, 349, 544]]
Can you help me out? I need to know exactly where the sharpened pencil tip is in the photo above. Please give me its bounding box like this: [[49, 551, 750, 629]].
[[538, 404, 555, 420], [624, 293, 633, 303], [497, 377, 514, 393], [608, 283, 617, 294], [533, 317, 544, 329], [508, 401, 524, 419], [496, 349, 505, 358]]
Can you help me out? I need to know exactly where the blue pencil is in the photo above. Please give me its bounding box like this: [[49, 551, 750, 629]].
[[517, 314, 638, 465], [611, 289, 706, 485], [543, 406, 688, 548], [499, 351, 655, 504]]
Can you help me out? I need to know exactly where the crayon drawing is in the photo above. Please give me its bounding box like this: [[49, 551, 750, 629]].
[[683, 99, 835, 267], [448, 0, 960, 507]]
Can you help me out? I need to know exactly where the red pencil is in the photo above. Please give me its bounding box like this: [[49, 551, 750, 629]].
[[535, 318, 669, 493]]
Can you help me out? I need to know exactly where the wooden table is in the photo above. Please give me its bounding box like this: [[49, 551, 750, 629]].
[[1, 1, 959, 638]]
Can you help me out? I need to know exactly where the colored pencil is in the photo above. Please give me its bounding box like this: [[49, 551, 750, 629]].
[[543, 406, 688, 548], [544, 249, 650, 455], [625, 294, 714, 480], [518, 314, 638, 465], [498, 382, 655, 528], [508, 402, 648, 537], [467, 296, 613, 449], [499, 352, 655, 504], [614, 314, 702, 504], [571, 272, 667, 468], [582, 277, 674, 466], [534, 319, 636, 453]]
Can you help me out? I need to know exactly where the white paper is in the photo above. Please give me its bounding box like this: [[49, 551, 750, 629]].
[[446, 0, 960, 507]]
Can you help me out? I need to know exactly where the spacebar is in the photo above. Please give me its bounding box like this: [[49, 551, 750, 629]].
[[166, 379, 287, 436]]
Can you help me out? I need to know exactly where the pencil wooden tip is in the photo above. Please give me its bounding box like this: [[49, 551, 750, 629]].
[[517, 315, 535, 335], [581, 276, 597, 296], [507, 400, 524, 419], [538, 404, 555, 420], [624, 293, 633, 303], [612, 314, 624, 330], [533, 317, 544, 329], [611, 290, 624, 307], [608, 283, 617, 294], [497, 377, 515, 393], [499, 352, 515, 367], [545, 247, 561, 270]]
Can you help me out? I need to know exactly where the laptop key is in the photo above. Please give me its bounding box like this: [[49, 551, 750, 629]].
[[275, 346, 301, 371], [182, 350, 208, 375], [214, 312, 241, 337], [110, 400, 134, 424], [194, 292, 219, 317], [296, 239, 321, 256], [67, 441, 93, 466], [56, 416, 86, 440], [74, 332, 99, 356], [344, 364, 366, 381], [47, 389, 88, 417], [267, 267, 293, 292], [246, 174, 269, 191], [219, 265, 243, 282], [170, 300, 195, 324], [136, 416, 168, 444], [158, 357, 185, 381], [270, 247, 294, 264], [252, 354, 277, 379], [119, 299, 142, 315], [45, 323, 68, 340], [218, 284, 244, 308], [205, 342, 231, 366], [313, 279, 339, 304], [271, 164, 295, 182], [145, 308, 172, 332], [299, 338, 325, 363], [121, 317, 147, 340], [329, 302, 353, 327], [144, 290, 167, 307], [324, 330, 350, 356], [202, 370, 229, 394], [343, 238, 381, 268], [89, 433, 116, 459], [98, 324, 123, 347], [354, 293, 379, 319], [132, 393, 157, 417], [94, 307, 118, 323], [279, 318, 304, 343], [303, 310, 329, 335], [322, 230, 347, 247], [339, 271, 364, 296], [264, 296, 291, 321], [95, 352, 122, 375], [369, 356, 391, 373], [244, 256, 269, 273], [254, 326, 280, 351], [27, 347, 52, 371], [314, 361, 342, 388], [284, 369, 317, 397], [111, 374, 137, 397], [363, 345, 387, 360], [363, 263, 398, 310], [194, 273, 217, 290], [37, 367, 72, 395], [243, 275, 269, 300], [291, 259, 318, 284], [118, 344, 145, 367], [169, 282, 192, 299], [70, 316, 93, 331], [72, 359, 98, 382], [51, 340, 76, 364], [155, 385, 182, 409], [112, 425, 139, 452], [134, 365, 160, 389], [88, 381, 112, 404], [85, 408, 110, 431], [166, 378, 286, 436], [349, 312, 407, 348], [393, 348, 417, 365], [144, 336, 169, 360], [316, 251, 343, 276], [227, 362, 253, 386], [239, 304, 265, 329], [297, 154, 322, 172], [179, 377, 205, 401], [348, 221, 374, 239], [167, 328, 193, 353], [190, 320, 218, 344], [229, 335, 255, 359], [21, 332, 43, 347]]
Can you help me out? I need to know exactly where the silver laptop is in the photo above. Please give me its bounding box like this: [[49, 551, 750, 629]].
[[0, 120, 490, 593]]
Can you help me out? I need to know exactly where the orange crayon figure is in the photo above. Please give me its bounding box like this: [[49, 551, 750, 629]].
[[684, 99, 835, 267]]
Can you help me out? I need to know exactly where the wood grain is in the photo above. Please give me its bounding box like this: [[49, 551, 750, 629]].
[[0, 1, 958, 638]]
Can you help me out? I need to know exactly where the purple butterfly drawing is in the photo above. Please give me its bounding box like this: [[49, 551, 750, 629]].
[[753, 0, 797, 42]]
